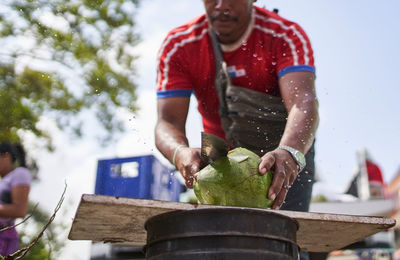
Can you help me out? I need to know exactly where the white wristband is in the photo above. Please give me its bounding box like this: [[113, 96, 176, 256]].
[[172, 144, 187, 168]]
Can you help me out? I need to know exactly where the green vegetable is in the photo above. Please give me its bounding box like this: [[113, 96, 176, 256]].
[[193, 147, 274, 208]]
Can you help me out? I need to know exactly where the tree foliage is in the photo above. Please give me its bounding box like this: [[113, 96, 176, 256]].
[[0, 0, 140, 147]]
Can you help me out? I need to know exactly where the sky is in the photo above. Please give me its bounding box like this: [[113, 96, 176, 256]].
[[16, 0, 400, 259]]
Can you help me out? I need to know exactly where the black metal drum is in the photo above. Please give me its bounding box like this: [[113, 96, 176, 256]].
[[144, 208, 299, 260]]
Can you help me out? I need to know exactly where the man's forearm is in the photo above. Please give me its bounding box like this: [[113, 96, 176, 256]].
[[155, 119, 189, 164], [279, 99, 319, 154]]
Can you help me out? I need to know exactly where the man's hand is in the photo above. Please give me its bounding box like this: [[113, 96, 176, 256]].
[[175, 147, 207, 188], [258, 149, 299, 209]]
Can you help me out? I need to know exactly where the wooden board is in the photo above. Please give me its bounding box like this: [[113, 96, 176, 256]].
[[68, 194, 396, 252]]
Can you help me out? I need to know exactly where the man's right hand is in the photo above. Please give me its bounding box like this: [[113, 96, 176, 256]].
[[155, 97, 208, 188], [174, 147, 207, 188]]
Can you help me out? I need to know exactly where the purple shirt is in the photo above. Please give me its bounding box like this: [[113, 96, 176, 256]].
[[0, 167, 32, 239]]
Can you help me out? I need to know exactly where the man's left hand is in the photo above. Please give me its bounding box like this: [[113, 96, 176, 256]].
[[258, 149, 299, 209]]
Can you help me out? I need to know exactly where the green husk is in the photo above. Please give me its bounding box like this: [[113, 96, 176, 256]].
[[193, 147, 273, 208]]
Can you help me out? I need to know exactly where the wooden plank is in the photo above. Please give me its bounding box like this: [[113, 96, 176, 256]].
[[68, 194, 396, 252]]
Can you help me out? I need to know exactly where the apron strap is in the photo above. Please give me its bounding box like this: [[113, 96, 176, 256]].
[[209, 29, 233, 142]]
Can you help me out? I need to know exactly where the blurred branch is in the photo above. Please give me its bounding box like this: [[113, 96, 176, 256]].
[[6, 183, 67, 260]]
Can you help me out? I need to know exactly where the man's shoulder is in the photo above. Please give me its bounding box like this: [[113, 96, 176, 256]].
[[253, 6, 302, 33], [166, 14, 208, 40], [159, 14, 209, 57]]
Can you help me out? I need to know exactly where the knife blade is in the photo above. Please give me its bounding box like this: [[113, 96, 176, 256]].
[[201, 132, 230, 163]]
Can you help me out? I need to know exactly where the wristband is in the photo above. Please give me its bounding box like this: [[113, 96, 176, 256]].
[[277, 145, 306, 172], [172, 144, 187, 168]]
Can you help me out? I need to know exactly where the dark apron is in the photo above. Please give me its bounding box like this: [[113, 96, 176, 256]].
[[210, 30, 315, 212]]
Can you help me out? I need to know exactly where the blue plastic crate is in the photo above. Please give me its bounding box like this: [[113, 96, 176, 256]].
[[94, 155, 182, 202]]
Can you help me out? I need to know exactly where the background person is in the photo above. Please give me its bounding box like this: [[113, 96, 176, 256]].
[[0, 142, 32, 256]]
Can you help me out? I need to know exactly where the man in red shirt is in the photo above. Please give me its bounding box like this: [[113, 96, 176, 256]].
[[155, 0, 319, 213]]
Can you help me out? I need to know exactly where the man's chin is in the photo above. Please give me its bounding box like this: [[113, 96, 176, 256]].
[[214, 30, 235, 43], [213, 25, 233, 36]]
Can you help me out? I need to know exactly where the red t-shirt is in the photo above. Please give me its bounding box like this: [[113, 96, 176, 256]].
[[157, 6, 315, 140]]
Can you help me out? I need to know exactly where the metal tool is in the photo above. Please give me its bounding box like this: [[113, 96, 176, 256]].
[[201, 132, 229, 163]]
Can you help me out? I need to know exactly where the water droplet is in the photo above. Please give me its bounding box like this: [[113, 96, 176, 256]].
[[303, 110, 307, 114], [272, 61, 277, 66]]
